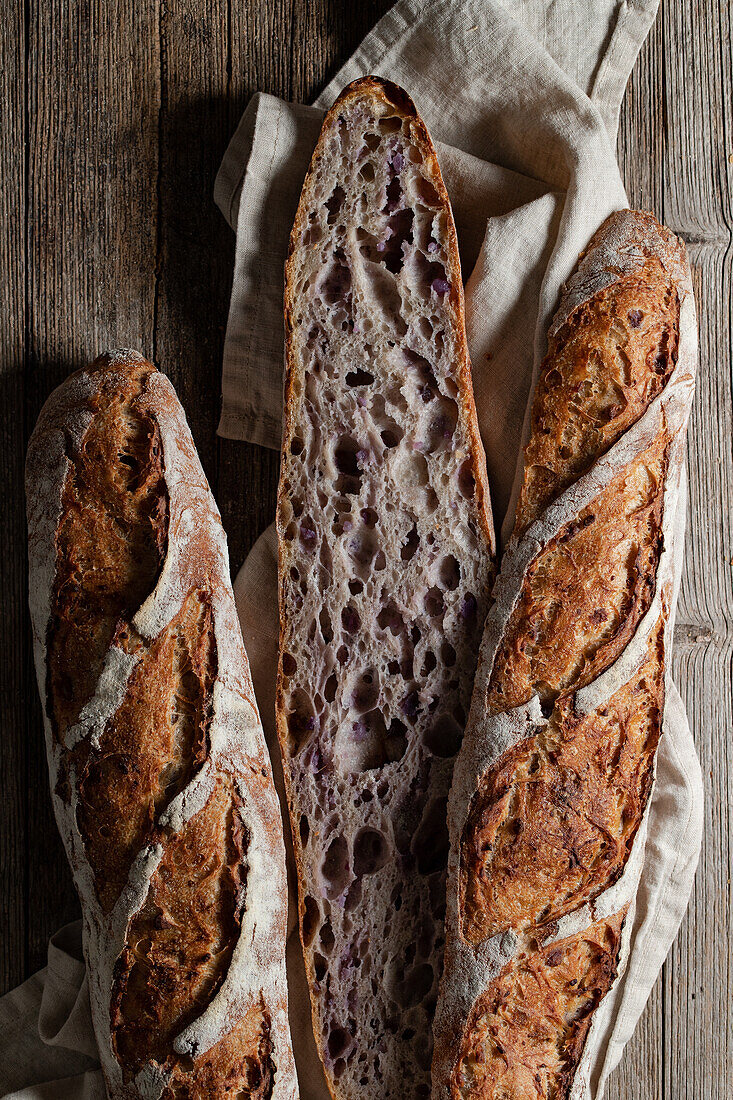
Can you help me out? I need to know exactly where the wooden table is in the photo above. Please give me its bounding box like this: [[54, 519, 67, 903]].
[[2, 2, 730, 1095]]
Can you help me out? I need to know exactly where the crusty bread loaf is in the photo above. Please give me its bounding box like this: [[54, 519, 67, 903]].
[[432, 210, 697, 1099], [276, 78, 496, 1098], [26, 351, 296, 1099]]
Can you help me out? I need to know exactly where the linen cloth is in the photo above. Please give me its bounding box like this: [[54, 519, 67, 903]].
[[1, 2, 703, 1098]]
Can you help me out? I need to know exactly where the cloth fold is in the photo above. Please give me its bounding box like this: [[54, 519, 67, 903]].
[[1, 2, 702, 1098]]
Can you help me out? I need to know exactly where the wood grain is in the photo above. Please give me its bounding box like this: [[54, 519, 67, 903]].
[[614, 1, 733, 1097], [0, 0, 29, 994], [3, 2, 730, 1097], [661, 0, 732, 1096]]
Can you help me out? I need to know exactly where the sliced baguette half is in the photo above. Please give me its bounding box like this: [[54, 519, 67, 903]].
[[276, 77, 496, 1099]]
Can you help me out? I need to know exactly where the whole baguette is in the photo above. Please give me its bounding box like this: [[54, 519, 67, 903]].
[[276, 78, 496, 1099], [26, 351, 296, 1099], [433, 210, 697, 1099]]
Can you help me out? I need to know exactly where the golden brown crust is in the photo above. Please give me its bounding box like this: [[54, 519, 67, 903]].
[[462, 620, 663, 943], [48, 359, 168, 740], [27, 351, 294, 1098], [76, 590, 215, 911], [163, 1006, 274, 1099], [459, 216, 683, 946], [433, 210, 695, 1100], [516, 229, 681, 536], [487, 438, 667, 713], [111, 778, 246, 1075], [452, 912, 625, 1100]]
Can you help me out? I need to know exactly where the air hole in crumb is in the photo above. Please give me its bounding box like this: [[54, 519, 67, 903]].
[[441, 641, 456, 667], [458, 459, 475, 499], [290, 437, 304, 455], [416, 176, 440, 206], [423, 398, 458, 453], [334, 437, 362, 495], [345, 879, 362, 911], [379, 115, 402, 134], [381, 428, 403, 449], [422, 651, 437, 674], [287, 689, 316, 752], [328, 1027, 353, 1060], [401, 690, 420, 723], [302, 896, 319, 945], [413, 798, 449, 874], [348, 530, 377, 566], [314, 954, 327, 982], [325, 186, 345, 224], [384, 175, 402, 213], [322, 836, 350, 898], [424, 714, 462, 758], [460, 593, 477, 621], [438, 555, 460, 591], [282, 652, 297, 677], [342, 606, 361, 634], [346, 368, 375, 387], [300, 814, 310, 846], [386, 719, 408, 760], [360, 507, 378, 528], [417, 316, 434, 342], [353, 828, 389, 876], [350, 669, 380, 712], [348, 579, 363, 595], [359, 258, 408, 336], [325, 674, 338, 704], [320, 608, 333, 644], [360, 162, 375, 182], [320, 921, 335, 954], [401, 526, 420, 561], [361, 208, 414, 275], [320, 253, 352, 307], [424, 587, 444, 617], [373, 550, 386, 570], [377, 603, 404, 635]]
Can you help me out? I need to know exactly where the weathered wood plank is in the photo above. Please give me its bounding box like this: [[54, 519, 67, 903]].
[[153, 0, 232, 488], [0, 0, 29, 995], [24, 0, 161, 976], [616, 0, 733, 1096], [660, 0, 733, 1094]]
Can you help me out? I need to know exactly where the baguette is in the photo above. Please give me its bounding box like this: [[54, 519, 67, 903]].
[[432, 210, 697, 1099], [276, 78, 496, 1098], [26, 351, 296, 1099]]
